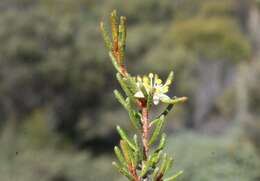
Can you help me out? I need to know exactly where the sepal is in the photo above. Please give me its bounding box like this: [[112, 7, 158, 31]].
[[165, 71, 174, 86]]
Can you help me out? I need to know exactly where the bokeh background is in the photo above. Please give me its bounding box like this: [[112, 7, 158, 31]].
[[0, 0, 260, 180]]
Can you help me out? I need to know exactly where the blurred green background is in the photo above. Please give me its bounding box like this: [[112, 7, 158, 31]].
[[0, 0, 260, 180]]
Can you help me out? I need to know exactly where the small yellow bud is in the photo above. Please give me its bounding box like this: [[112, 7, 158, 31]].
[[143, 76, 149, 84], [162, 86, 169, 93], [156, 78, 162, 85]]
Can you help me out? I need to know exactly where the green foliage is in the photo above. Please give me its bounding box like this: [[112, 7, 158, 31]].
[[166, 131, 260, 181], [199, 0, 236, 18], [1, 129, 259, 181], [171, 17, 250, 62], [109, 0, 175, 23], [243, 61, 260, 153], [21, 109, 56, 148], [0, 146, 120, 181], [0, 6, 113, 142], [0, 0, 253, 147]]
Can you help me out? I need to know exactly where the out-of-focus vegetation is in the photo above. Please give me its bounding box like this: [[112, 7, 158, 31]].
[[0, 0, 260, 180], [166, 130, 260, 181]]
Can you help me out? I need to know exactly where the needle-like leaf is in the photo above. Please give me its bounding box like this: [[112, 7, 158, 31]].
[[114, 90, 128, 110], [149, 115, 165, 146], [112, 161, 134, 180], [117, 126, 137, 151], [114, 146, 126, 166], [164, 171, 183, 181], [100, 22, 112, 51], [154, 133, 167, 153]]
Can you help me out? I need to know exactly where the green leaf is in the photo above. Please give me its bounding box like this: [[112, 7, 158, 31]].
[[152, 167, 160, 180], [119, 16, 126, 49], [132, 135, 139, 167], [164, 157, 174, 174], [100, 22, 112, 51], [110, 10, 118, 44], [157, 96, 187, 117], [109, 52, 121, 73], [114, 146, 126, 166], [120, 140, 136, 168], [126, 98, 142, 130], [116, 73, 136, 103], [119, 16, 127, 62], [139, 146, 145, 164], [112, 161, 134, 180], [129, 111, 142, 130], [149, 115, 165, 146], [151, 151, 162, 166], [140, 155, 154, 177], [161, 96, 188, 105], [160, 156, 173, 175], [133, 134, 138, 148], [164, 171, 183, 181], [158, 153, 167, 175], [124, 76, 138, 94], [149, 117, 160, 127], [158, 154, 175, 178], [127, 144, 135, 166], [117, 126, 137, 151], [120, 140, 130, 163], [114, 90, 128, 110], [154, 133, 167, 153]]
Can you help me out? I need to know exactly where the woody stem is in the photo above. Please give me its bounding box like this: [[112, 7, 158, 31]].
[[142, 106, 149, 161]]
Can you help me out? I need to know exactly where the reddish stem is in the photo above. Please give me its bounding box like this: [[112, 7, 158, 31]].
[[142, 106, 149, 160], [113, 38, 128, 77], [156, 173, 164, 181], [128, 163, 140, 181]]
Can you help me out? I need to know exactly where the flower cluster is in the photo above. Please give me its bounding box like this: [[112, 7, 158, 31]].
[[134, 72, 187, 106], [135, 73, 172, 105]]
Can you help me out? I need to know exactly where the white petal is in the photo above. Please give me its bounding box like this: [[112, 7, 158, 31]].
[[136, 82, 141, 88], [159, 93, 170, 101], [134, 91, 145, 98], [153, 95, 160, 105]]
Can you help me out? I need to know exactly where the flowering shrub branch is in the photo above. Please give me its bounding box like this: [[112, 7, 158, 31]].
[[100, 10, 187, 181]]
